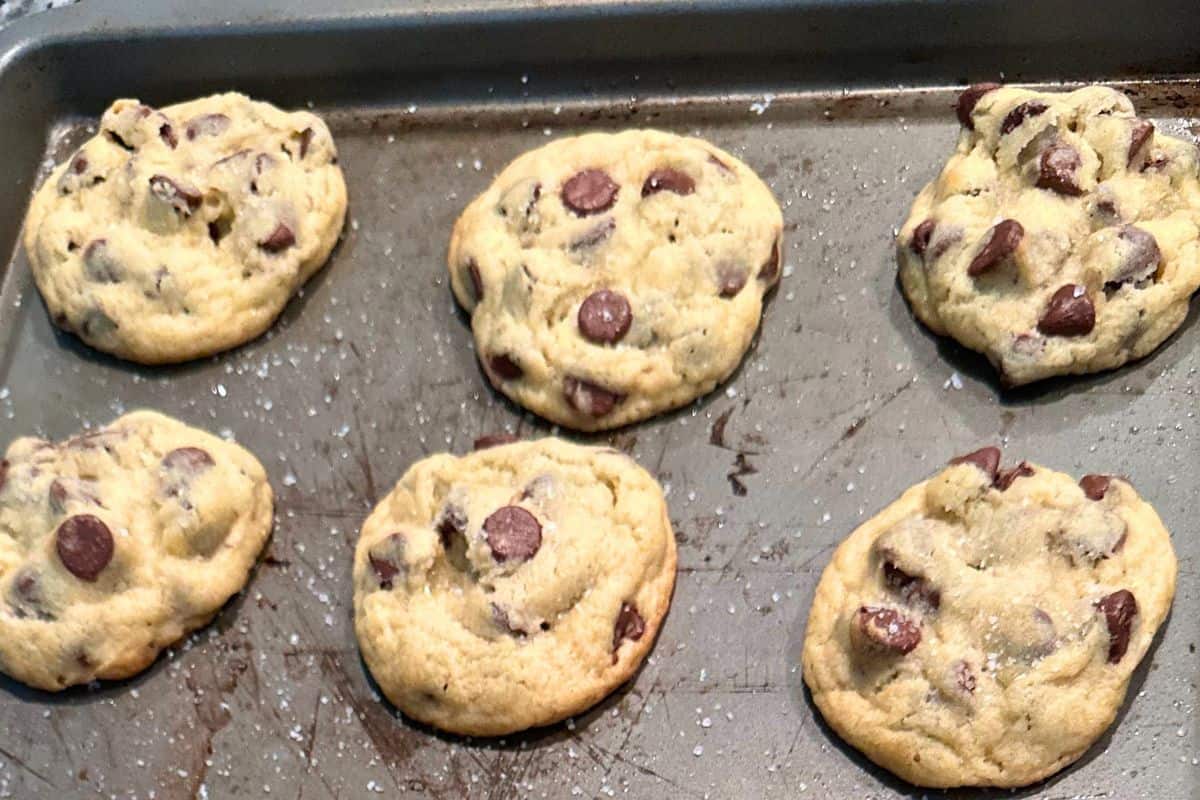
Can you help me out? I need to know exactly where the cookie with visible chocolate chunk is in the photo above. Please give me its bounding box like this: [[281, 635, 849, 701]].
[[448, 130, 783, 431], [352, 438, 676, 735], [23, 92, 347, 364], [899, 84, 1200, 385], [0, 411, 273, 690], [802, 446, 1176, 788]]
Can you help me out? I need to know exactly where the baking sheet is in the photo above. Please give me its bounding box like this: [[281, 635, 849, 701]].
[[0, 1, 1196, 798]]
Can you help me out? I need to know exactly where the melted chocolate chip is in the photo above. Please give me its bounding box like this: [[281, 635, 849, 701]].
[[435, 504, 467, 549], [80, 309, 117, 338], [0, 460, 8, 494], [149, 174, 202, 216], [487, 354, 523, 381], [70, 154, 89, 174], [955, 83, 1001, 130], [1036, 142, 1083, 196], [968, 219, 1023, 277], [853, 606, 921, 655], [1080, 474, 1113, 501], [159, 122, 178, 149], [995, 461, 1034, 491], [563, 377, 623, 417], [578, 290, 632, 344], [82, 239, 122, 284], [612, 602, 645, 658], [1097, 589, 1137, 664], [185, 113, 231, 140], [1110, 225, 1161, 287], [949, 446, 1001, 482], [367, 533, 405, 590], [562, 169, 619, 216], [1128, 120, 1154, 167], [641, 168, 695, 197], [483, 506, 542, 562], [758, 236, 782, 283], [954, 660, 977, 693], [162, 447, 214, 472], [882, 561, 940, 609], [718, 265, 748, 298], [1038, 284, 1095, 337], [910, 219, 936, 256], [466, 259, 484, 302], [259, 223, 296, 253], [56, 515, 114, 582], [491, 604, 527, 637], [1000, 101, 1048, 135], [297, 127, 314, 159], [570, 218, 615, 251], [473, 433, 519, 451]]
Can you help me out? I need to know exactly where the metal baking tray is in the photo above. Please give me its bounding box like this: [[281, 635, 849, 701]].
[[0, 1, 1196, 797]]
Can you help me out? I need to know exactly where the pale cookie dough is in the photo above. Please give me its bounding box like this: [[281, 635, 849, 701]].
[[448, 129, 783, 431], [898, 84, 1200, 385], [24, 92, 347, 364], [802, 446, 1175, 788], [0, 410, 273, 690], [353, 437, 677, 735]]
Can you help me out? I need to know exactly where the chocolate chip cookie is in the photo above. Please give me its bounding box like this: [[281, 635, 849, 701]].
[[353, 438, 676, 735], [24, 92, 347, 364], [802, 446, 1175, 788], [448, 130, 783, 431], [0, 411, 273, 690], [899, 84, 1200, 385]]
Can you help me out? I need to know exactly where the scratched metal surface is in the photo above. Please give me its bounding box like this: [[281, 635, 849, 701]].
[[0, 4, 1199, 800]]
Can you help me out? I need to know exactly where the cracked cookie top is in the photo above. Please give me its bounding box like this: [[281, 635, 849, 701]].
[[0, 411, 273, 690], [448, 129, 783, 431], [898, 84, 1200, 385], [352, 437, 677, 735], [23, 92, 347, 364], [802, 446, 1176, 788]]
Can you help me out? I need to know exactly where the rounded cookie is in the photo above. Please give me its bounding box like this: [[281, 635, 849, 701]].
[[0, 410, 273, 690], [898, 84, 1200, 385], [448, 130, 783, 431], [802, 446, 1176, 788], [23, 92, 347, 364], [353, 438, 676, 735]]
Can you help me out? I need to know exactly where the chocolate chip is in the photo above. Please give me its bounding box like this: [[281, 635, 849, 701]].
[[80, 309, 117, 338], [435, 504, 467, 549], [8, 568, 49, 620], [185, 113, 231, 140], [259, 223, 296, 253], [466, 260, 484, 302], [852, 606, 921, 655], [758, 236, 782, 283], [487, 354, 523, 381], [612, 602, 645, 658], [1128, 120, 1154, 167], [1000, 101, 1048, 135], [148, 174, 202, 216], [491, 604, 526, 637], [910, 219, 936, 256], [1038, 284, 1095, 337], [1080, 474, 1113, 501], [954, 660, 977, 693], [578, 290, 632, 344], [1110, 225, 1161, 287], [570, 218, 615, 251], [82, 239, 122, 284], [159, 122, 178, 149], [563, 376, 623, 417], [0, 460, 8, 494], [1036, 142, 1083, 196], [162, 447, 214, 472], [483, 506, 542, 562], [70, 154, 89, 174], [949, 446, 1001, 482], [1096, 589, 1137, 664], [718, 265, 748, 298], [955, 83, 1001, 130], [995, 461, 1034, 491], [562, 169, 619, 216], [882, 561, 940, 609], [48, 479, 70, 513], [473, 433, 519, 451], [641, 168, 695, 197], [56, 515, 114, 582], [967, 219, 1023, 277], [298, 127, 314, 159], [367, 533, 405, 590]]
